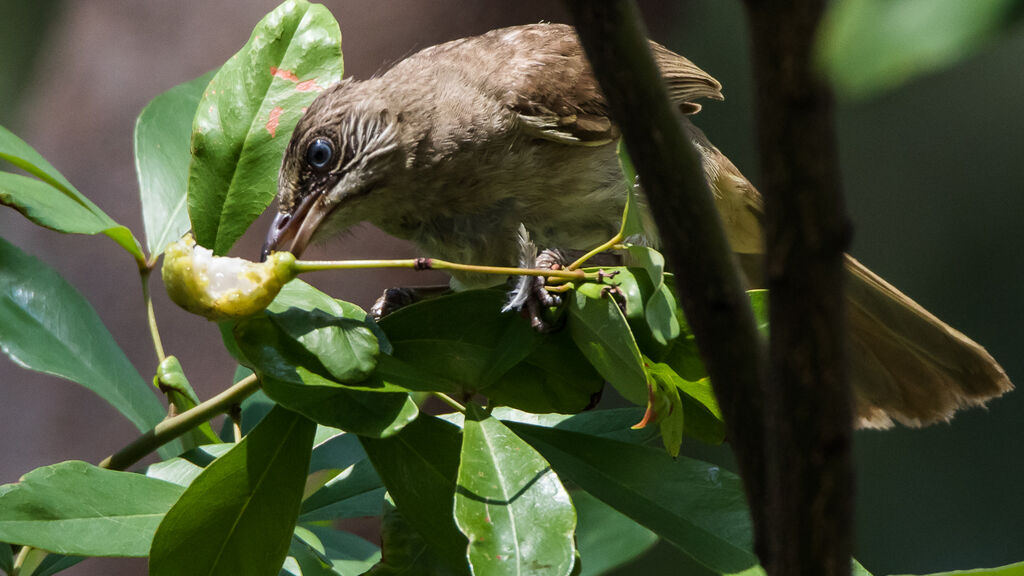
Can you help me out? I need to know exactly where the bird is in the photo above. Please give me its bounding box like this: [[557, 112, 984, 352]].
[[261, 22, 1011, 428]]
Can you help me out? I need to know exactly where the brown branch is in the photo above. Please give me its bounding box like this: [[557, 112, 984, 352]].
[[743, 1, 854, 575], [563, 0, 771, 561]]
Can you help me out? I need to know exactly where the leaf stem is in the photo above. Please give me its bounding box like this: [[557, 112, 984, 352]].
[[567, 191, 634, 271], [291, 258, 591, 282], [140, 267, 166, 364], [11, 545, 46, 576], [98, 373, 261, 471], [432, 392, 467, 414]]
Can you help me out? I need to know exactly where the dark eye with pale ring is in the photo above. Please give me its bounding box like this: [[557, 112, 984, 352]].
[[306, 138, 334, 171]]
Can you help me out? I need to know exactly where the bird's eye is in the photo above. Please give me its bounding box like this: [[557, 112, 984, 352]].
[[306, 138, 334, 170]]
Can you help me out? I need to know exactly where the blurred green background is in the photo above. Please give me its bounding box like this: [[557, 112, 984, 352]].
[[1, 1, 1021, 574]]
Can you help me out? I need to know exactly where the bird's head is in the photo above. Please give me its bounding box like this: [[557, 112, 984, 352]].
[[262, 79, 402, 260]]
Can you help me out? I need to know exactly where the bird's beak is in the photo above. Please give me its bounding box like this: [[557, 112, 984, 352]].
[[260, 191, 327, 261]]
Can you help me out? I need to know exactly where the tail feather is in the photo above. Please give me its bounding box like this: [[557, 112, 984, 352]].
[[845, 255, 1012, 428]]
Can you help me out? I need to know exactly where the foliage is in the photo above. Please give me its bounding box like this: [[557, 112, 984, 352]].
[[817, 0, 1024, 100], [0, 2, 1018, 576]]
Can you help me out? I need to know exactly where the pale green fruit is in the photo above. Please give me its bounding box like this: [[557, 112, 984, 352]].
[[162, 234, 296, 320]]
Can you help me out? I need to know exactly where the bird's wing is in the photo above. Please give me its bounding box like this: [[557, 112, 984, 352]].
[[485, 24, 723, 146]]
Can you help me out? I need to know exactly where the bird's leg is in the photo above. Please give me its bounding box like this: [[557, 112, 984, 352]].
[[370, 284, 451, 320], [522, 248, 568, 332]]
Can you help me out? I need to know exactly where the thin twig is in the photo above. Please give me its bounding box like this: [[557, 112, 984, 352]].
[[140, 267, 166, 364], [98, 374, 261, 471], [292, 257, 591, 282], [432, 392, 467, 414]]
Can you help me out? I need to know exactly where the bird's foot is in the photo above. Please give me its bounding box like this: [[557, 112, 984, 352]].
[[505, 248, 568, 333]]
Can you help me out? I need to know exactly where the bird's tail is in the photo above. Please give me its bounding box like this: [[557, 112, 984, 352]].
[[845, 255, 1012, 428]]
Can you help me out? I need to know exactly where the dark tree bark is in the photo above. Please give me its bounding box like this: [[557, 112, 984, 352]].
[[743, 1, 854, 575], [566, 1, 854, 575]]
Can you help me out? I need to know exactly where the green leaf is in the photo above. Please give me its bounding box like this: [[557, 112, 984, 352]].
[[455, 406, 575, 576], [187, 0, 343, 254], [1, 541, 13, 574], [726, 559, 874, 576], [289, 525, 380, 576], [28, 554, 83, 576], [510, 423, 758, 574], [492, 407, 659, 445], [627, 246, 681, 346], [233, 315, 418, 437], [647, 362, 724, 445], [654, 376, 685, 458], [268, 307, 379, 382], [749, 289, 769, 337], [892, 560, 1024, 576], [150, 405, 316, 576], [381, 289, 603, 414], [0, 461, 184, 556], [135, 71, 216, 258], [0, 172, 113, 235], [617, 142, 646, 239], [817, 0, 1019, 100], [0, 126, 144, 261], [573, 491, 657, 576], [567, 289, 648, 405], [0, 238, 168, 441], [364, 495, 463, 576], [301, 431, 385, 522], [145, 444, 234, 487], [360, 415, 470, 574]]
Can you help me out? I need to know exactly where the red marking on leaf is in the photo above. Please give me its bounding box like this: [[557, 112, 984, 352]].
[[270, 66, 300, 82], [270, 65, 323, 93], [295, 79, 321, 92], [266, 107, 284, 137]]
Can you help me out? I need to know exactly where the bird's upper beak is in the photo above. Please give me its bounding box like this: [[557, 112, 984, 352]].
[[260, 191, 328, 261]]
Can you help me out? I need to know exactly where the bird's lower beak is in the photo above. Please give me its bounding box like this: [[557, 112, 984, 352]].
[[260, 192, 327, 261]]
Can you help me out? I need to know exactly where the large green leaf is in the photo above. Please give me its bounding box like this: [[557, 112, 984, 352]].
[[0, 126, 143, 261], [233, 314, 418, 437], [492, 407, 659, 445], [0, 172, 112, 235], [135, 71, 216, 258], [455, 406, 576, 576], [0, 461, 184, 556], [380, 290, 604, 413], [187, 0, 343, 254], [360, 415, 470, 574], [817, 0, 1020, 99], [364, 496, 462, 576], [285, 525, 380, 576], [0, 238, 168, 438], [268, 307, 378, 382], [150, 405, 316, 576], [301, 434, 385, 522], [573, 491, 657, 576], [145, 444, 234, 487], [510, 423, 758, 575], [567, 289, 648, 405]]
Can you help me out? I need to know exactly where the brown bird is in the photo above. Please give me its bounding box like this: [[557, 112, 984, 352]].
[[262, 22, 1011, 428]]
